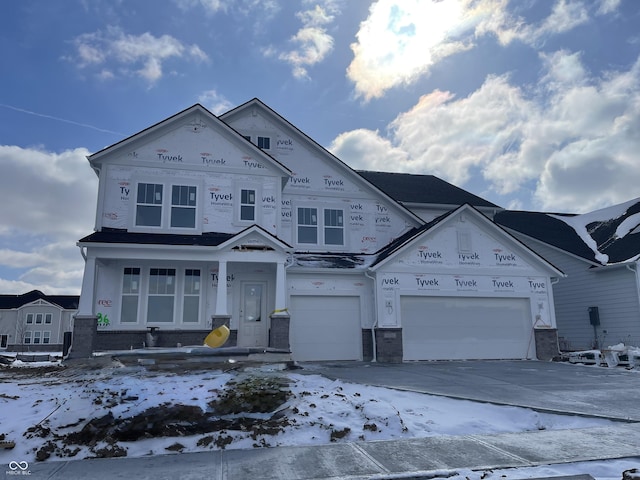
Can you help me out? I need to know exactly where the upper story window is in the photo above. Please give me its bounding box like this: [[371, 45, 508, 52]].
[[297, 207, 345, 247], [132, 180, 200, 233], [171, 185, 197, 228], [136, 183, 163, 227], [35, 313, 43, 324], [257, 136, 271, 150], [298, 207, 318, 244], [26, 313, 33, 324], [45, 313, 52, 324], [324, 209, 344, 246], [240, 189, 256, 222]]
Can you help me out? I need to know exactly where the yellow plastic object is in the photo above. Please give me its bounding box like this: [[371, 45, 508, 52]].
[[204, 325, 230, 348]]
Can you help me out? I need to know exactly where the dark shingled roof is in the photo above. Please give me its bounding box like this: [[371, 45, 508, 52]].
[[357, 171, 501, 209], [0, 290, 79, 310], [79, 228, 234, 246], [495, 201, 640, 265]]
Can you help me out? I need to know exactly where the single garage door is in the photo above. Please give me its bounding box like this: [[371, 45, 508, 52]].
[[401, 296, 533, 361], [289, 295, 361, 361]]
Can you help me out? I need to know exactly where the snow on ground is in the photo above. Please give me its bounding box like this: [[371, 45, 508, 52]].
[[0, 359, 637, 478]]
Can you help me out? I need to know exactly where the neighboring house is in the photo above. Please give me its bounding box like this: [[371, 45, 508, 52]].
[[0, 290, 78, 352], [74, 99, 563, 362], [495, 198, 640, 351]]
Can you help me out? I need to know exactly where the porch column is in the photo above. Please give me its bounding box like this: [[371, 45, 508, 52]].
[[77, 255, 97, 316], [215, 260, 228, 315], [274, 260, 287, 314]]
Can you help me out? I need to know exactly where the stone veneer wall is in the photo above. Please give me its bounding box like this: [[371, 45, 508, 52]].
[[375, 328, 403, 363], [534, 328, 560, 361]]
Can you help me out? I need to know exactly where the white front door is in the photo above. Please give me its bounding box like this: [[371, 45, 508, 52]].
[[238, 282, 268, 347]]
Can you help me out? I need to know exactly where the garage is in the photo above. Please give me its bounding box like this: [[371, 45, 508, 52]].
[[401, 296, 533, 361], [289, 295, 362, 361]]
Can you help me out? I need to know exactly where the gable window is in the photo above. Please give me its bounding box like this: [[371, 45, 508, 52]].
[[35, 313, 43, 324], [257, 136, 270, 149], [45, 313, 52, 324], [240, 189, 256, 221], [26, 313, 33, 324], [147, 268, 176, 323], [121, 267, 140, 323], [171, 185, 197, 228], [324, 209, 344, 246], [298, 207, 318, 244], [182, 269, 201, 323], [136, 183, 163, 227], [24, 331, 31, 344]]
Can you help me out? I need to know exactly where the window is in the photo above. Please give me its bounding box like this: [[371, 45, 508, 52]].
[[147, 268, 176, 323], [43, 331, 51, 344], [26, 313, 33, 324], [257, 136, 270, 149], [33, 331, 41, 344], [171, 185, 197, 228], [121, 267, 141, 323], [324, 209, 344, 246], [0, 334, 7, 349], [136, 183, 163, 227], [297, 207, 318, 244], [183, 269, 200, 323], [35, 313, 43, 324], [240, 189, 256, 221], [24, 331, 31, 344], [45, 313, 52, 324]]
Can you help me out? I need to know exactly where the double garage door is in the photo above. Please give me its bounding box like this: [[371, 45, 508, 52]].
[[401, 296, 533, 361], [289, 295, 362, 361]]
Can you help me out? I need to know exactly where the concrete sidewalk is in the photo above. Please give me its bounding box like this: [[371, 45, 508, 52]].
[[24, 423, 638, 479]]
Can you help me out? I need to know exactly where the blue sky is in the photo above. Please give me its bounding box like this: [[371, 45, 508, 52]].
[[1, 0, 639, 294]]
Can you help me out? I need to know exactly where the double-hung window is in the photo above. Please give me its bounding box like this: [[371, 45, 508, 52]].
[[147, 268, 176, 323], [298, 207, 318, 244], [45, 313, 52, 324], [182, 269, 201, 323], [33, 331, 41, 344], [35, 313, 43, 324], [324, 209, 344, 245], [26, 314, 33, 324], [240, 189, 256, 222], [43, 331, 51, 344], [121, 267, 141, 323], [257, 136, 270, 149], [171, 185, 197, 228], [136, 183, 163, 227], [24, 331, 32, 344]]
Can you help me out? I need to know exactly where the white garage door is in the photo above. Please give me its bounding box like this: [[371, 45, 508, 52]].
[[289, 295, 362, 361], [401, 296, 533, 361]]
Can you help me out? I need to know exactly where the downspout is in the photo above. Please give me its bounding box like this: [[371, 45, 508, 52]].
[[364, 270, 378, 363], [79, 246, 87, 261], [626, 263, 640, 314]]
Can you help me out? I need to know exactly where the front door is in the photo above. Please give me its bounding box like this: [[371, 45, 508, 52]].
[[238, 282, 268, 347]]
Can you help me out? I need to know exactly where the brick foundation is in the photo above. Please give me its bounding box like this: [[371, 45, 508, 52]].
[[375, 328, 403, 363], [269, 314, 290, 350], [534, 328, 560, 361]]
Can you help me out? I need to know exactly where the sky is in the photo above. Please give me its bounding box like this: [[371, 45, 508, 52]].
[[1, 0, 639, 294], [1, 359, 635, 479]]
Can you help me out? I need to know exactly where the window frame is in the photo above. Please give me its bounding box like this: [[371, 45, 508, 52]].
[[146, 268, 177, 324], [121, 267, 141, 324], [257, 136, 271, 150], [43, 331, 51, 344], [182, 269, 201, 324], [295, 205, 347, 248], [26, 313, 33, 324], [24, 331, 32, 344], [45, 313, 52, 324], [130, 178, 202, 234], [234, 182, 262, 225]]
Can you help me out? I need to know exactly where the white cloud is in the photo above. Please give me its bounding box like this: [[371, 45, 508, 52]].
[[173, 0, 229, 14], [597, 0, 621, 15], [265, 1, 340, 79], [347, 0, 595, 101], [69, 26, 209, 84], [332, 51, 640, 213], [0, 146, 97, 294], [198, 90, 234, 115]]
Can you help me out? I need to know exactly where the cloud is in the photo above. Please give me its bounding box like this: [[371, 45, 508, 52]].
[[198, 90, 234, 115], [347, 0, 596, 101], [68, 26, 209, 84], [264, 1, 340, 79], [332, 50, 640, 213], [0, 146, 97, 294], [173, 0, 229, 14]]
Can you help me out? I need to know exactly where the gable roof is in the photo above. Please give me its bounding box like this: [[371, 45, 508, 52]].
[[220, 99, 424, 226], [371, 204, 564, 276], [357, 171, 501, 209], [495, 198, 640, 265], [0, 290, 79, 310], [88, 103, 292, 177]]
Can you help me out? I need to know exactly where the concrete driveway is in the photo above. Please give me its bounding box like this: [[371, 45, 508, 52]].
[[306, 360, 640, 421]]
